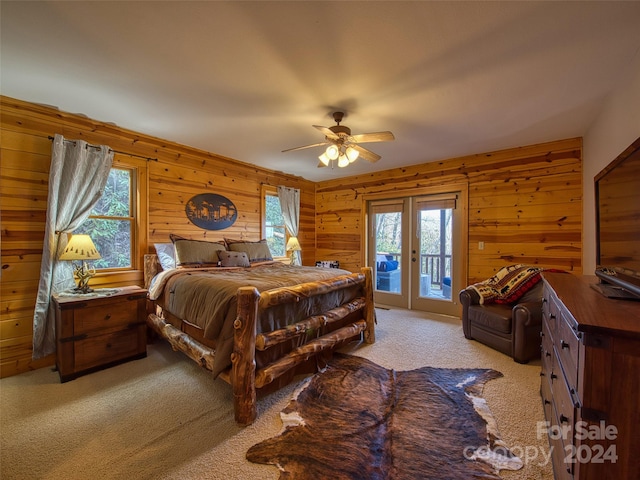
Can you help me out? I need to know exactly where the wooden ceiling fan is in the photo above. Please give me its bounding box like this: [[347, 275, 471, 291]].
[[282, 111, 395, 167]]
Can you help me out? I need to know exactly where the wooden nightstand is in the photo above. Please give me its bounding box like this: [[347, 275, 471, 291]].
[[53, 285, 148, 382]]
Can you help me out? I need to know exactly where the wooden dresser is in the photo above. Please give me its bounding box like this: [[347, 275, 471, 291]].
[[540, 273, 640, 480], [53, 286, 148, 382]]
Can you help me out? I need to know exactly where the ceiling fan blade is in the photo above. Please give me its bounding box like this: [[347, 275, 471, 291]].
[[317, 161, 327, 168], [351, 131, 395, 143], [313, 125, 339, 140], [282, 141, 328, 153], [351, 144, 381, 163]]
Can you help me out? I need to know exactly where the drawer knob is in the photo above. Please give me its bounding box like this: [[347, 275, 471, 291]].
[[561, 340, 569, 350], [560, 414, 570, 424], [550, 373, 558, 380], [105, 314, 111, 320], [544, 399, 551, 405]]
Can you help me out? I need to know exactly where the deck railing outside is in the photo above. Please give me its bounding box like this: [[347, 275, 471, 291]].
[[376, 253, 451, 288]]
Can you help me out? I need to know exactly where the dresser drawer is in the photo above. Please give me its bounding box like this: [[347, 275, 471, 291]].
[[552, 363, 576, 431], [551, 371, 577, 480], [540, 366, 553, 422], [74, 328, 143, 371], [541, 319, 554, 374], [555, 311, 580, 392], [542, 293, 559, 335], [549, 428, 573, 480]]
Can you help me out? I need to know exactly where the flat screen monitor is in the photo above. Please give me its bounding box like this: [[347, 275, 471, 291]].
[[594, 136, 640, 299]]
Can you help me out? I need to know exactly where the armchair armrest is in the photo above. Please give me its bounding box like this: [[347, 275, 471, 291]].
[[459, 287, 481, 306], [512, 300, 543, 363], [512, 301, 543, 327], [459, 288, 481, 339]]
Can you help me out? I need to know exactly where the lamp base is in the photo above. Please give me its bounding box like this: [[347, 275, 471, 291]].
[[73, 284, 94, 294], [73, 261, 96, 294]]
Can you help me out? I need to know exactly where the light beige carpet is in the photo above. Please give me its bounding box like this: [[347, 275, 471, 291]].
[[1, 308, 553, 480]]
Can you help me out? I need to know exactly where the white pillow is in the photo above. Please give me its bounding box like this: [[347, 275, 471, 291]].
[[154, 243, 176, 270]]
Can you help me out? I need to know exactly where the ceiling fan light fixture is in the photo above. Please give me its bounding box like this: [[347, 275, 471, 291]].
[[318, 152, 331, 166], [283, 111, 393, 169], [345, 146, 359, 163], [326, 144, 339, 160]]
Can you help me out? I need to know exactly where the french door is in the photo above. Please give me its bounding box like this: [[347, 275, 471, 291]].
[[368, 190, 464, 316]]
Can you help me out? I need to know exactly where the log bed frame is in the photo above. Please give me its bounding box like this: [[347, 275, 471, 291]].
[[143, 255, 376, 425]]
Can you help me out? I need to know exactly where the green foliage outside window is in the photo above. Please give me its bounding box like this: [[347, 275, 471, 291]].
[[265, 194, 286, 257], [375, 212, 402, 255], [75, 168, 133, 269]]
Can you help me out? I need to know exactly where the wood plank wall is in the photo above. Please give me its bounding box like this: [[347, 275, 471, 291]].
[[316, 138, 583, 283], [0, 96, 315, 378], [0, 95, 583, 379]]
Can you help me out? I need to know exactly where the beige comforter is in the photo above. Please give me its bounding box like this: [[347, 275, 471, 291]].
[[149, 262, 359, 376]]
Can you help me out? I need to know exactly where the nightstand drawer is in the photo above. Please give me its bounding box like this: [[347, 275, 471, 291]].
[[73, 300, 141, 335], [74, 328, 142, 371]]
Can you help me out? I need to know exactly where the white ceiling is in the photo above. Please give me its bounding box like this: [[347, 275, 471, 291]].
[[2, 1, 640, 182]]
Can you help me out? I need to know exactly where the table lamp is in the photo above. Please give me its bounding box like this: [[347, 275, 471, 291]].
[[286, 236, 301, 265], [59, 234, 101, 293]]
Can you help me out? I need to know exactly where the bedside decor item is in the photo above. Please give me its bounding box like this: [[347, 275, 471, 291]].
[[286, 236, 301, 265], [185, 193, 237, 230], [59, 234, 101, 294]]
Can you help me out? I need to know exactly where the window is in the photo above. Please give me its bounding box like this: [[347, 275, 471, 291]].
[[75, 166, 135, 270], [262, 186, 287, 258]]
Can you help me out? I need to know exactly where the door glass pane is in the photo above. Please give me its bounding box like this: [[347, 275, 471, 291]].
[[374, 211, 402, 293], [418, 207, 452, 299]]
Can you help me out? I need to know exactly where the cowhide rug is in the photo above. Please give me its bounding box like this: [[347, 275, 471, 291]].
[[247, 354, 523, 479]]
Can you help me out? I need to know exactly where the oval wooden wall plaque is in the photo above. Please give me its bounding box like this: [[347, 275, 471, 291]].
[[185, 193, 237, 230]]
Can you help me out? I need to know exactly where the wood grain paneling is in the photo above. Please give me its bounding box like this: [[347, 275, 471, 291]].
[[316, 138, 583, 282], [1, 95, 583, 379]]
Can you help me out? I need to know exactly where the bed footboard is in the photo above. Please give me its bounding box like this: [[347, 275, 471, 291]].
[[232, 267, 375, 425]]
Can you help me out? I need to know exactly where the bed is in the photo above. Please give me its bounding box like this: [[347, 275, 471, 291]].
[[143, 237, 375, 425]]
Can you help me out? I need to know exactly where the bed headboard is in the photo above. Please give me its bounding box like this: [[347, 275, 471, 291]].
[[144, 254, 162, 289]]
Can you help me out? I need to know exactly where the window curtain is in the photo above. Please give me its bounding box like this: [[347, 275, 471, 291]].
[[32, 134, 114, 359], [277, 186, 301, 266]]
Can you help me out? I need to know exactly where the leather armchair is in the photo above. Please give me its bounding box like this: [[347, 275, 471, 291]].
[[459, 282, 543, 363]]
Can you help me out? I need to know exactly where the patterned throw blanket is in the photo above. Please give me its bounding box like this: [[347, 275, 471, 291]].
[[470, 264, 543, 305]]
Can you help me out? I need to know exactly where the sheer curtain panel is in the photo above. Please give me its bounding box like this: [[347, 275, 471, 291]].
[[32, 134, 114, 359], [277, 186, 301, 266]]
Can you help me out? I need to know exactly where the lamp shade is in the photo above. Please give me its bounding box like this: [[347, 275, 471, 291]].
[[318, 152, 331, 166], [59, 234, 101, 261], [345, 146, 359, 163], [325, 145, 339, 160], [286, 236, 301, 252]]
